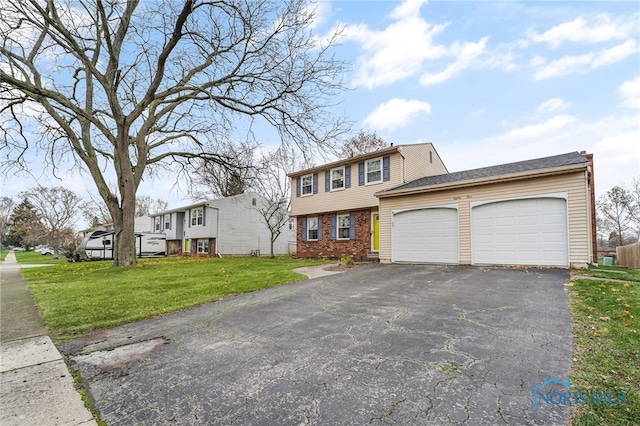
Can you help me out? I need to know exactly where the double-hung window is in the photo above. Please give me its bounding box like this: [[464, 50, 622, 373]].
[[301, 174, 313, 196], [365, 158, 382, 184], [307, 216, 319, 240], [191, 208, 203, 226], [154, 216, 161, 231], [337, 214, 351, 239], [330, 167, 345, 191], [164, 214, 171, 230]]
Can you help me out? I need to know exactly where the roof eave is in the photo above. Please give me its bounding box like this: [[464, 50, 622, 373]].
[[375, 162, 588, 198], [153, 201, 211, 216], [287, 145, 407, 178]]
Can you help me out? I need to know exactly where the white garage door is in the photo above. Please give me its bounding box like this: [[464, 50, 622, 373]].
[[393, 208, 458, 263], [472, 198, 568, 266]]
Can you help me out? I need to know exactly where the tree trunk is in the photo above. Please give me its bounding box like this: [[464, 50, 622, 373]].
[[113, 202, 137, 267], [110, 133, 139, 267], [270, 236, 275, 258]]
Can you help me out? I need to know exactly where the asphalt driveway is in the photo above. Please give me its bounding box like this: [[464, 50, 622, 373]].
[[58, 264, 573, 425]]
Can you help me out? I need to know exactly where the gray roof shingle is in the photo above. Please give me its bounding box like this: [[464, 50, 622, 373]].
[[380, 151, 588, 194]]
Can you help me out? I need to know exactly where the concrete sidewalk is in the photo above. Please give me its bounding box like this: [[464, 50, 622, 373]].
[[0, 251, 97, 426]]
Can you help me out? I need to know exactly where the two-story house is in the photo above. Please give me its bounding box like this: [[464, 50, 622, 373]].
[[288, 143, 447, 259], [150, 192, 290, 257], [290, 145, 596, 269]]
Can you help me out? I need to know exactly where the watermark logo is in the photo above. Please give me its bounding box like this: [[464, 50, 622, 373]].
[[532, 378, 627, 408]]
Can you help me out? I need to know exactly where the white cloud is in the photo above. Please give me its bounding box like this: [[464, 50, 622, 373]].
[[618, 76, 640, 109], [528, 14, 637, 48], [305, 1, 332, 30], [533, 39, 638, 81], [346, 0, 449, 89], [529, 55, 546, 67], [438, 110, 639, 198], [363, 98, 432, 132], [537, 98, 570, 114], [487, 115, 576, 143], [420, 37, 489, 86]]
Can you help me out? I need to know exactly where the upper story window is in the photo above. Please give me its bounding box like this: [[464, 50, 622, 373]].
[[191, 208, 203, 226], [366, 157, 382, 184], [301, 174, 313, 196], [164, 214, 171, 230], [154, 216, 161, 231], [331, 167, 345, 191]]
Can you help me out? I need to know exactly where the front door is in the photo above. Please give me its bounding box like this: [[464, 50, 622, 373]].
[[372, 213, 379, 251]]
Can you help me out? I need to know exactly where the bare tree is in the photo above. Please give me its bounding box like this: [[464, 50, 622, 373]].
[[135, 196, 169, 217], [340, 131, 390, 158], [20, 186, 82, 252], [252, 146, 301, 257], [0, 196, 15, 249], [1, 0, 349, 266], [597, 186, 632, 247], [623, 177, 640, 241], [189, 141, 258, 200], [79, 193, 112, 230]]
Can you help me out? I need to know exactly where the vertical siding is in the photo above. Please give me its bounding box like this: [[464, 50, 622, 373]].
[[378, 171, 590, 267]]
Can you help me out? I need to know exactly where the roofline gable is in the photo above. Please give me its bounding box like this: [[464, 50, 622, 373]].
[[287, 143, 437, 178]]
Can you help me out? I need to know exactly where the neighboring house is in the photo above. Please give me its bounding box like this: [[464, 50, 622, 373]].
[[150, 192, 289, 256], [288, 143, 447, 259], [290, 147, 596, 269]]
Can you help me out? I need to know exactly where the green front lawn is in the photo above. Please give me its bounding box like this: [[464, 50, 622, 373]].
[[15, 250, 70, 265], [22, 256, 327, 336], [569, 276, 639, 425]]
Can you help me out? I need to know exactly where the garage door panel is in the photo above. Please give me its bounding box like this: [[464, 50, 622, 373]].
[[472, 198, 568, 266], [393, 208, 458, 263]]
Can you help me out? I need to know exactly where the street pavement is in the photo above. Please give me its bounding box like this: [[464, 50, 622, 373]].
[[0, 251, 97, 426], [57, 264, 573, 425]]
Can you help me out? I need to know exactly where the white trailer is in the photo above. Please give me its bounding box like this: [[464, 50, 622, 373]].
[[78, 230, 166, 260]]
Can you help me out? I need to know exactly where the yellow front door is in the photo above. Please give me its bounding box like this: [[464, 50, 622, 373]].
[[372, 213, 380, 251]]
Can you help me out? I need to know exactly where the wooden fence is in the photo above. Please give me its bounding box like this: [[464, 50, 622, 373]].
[[616, 243, 640, 269]]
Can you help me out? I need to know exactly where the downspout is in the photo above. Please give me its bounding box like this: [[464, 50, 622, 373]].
[[213, 206, 220, 256]]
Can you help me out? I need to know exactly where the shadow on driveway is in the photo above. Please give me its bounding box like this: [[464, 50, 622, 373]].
[[57, 264, 572, 425]]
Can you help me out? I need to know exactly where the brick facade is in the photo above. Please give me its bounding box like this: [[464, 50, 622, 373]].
[[296, 209, 374, 259]]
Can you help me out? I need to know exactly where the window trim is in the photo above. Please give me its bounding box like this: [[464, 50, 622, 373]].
[[307, 216, 319, 241], [191, 208, 203, 226], [197, 239, 209, 254], [301, 173, 313, 196], [337, 213, 351, 240], [330, 166, 345, 191], [365, 157, 382, 185]]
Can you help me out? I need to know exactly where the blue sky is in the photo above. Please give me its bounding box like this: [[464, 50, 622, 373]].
[[2, 0, 639, 212], [317, 0, 639, 197]]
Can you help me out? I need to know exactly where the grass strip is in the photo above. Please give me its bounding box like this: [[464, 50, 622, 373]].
[[568, 276, 639, 425]]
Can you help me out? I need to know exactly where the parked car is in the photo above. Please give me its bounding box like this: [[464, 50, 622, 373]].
[[40, 247, 55, 255]]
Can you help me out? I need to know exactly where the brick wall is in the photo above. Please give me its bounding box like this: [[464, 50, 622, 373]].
[[296, 209, 373, 259]]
